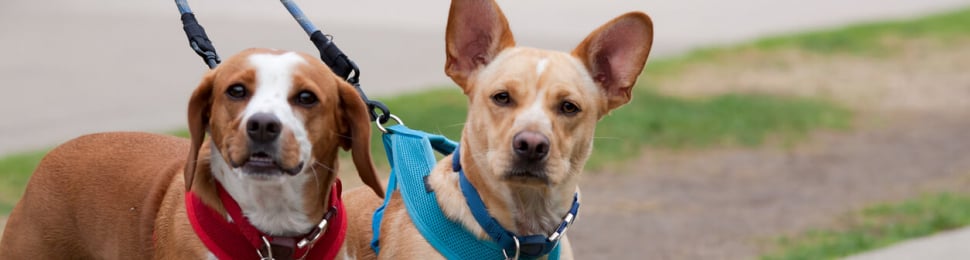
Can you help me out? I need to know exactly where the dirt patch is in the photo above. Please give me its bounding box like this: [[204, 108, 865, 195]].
[[570, 113, 970, 259], [656, 39, 970, 114]]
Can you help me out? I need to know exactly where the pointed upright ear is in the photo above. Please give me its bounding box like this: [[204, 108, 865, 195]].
[[185, 71, 215, 191], [337, 81, 384, 198], [572, 12, 654, 113], [444, 0, 516, 90]]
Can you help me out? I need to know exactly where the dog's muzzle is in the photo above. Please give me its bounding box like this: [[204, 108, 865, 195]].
[[506, 131, 550, 183], [230, 112, 303, 176]]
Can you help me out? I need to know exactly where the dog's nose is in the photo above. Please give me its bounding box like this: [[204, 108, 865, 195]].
[[247, 113, 282, 143], [513, 131, 550, 161]]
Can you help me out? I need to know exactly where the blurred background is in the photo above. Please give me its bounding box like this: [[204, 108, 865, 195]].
[[0, 0, 964, 154], [2, 0, 970, 258]]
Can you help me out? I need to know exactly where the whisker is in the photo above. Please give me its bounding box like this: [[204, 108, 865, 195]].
[[592, 136, 622, 141], [313, 161, 335, 172], [313, 161, 340, 192], [308, 163, 321, 193]]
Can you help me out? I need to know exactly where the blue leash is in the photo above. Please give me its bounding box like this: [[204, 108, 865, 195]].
[[371, 124, 575, 259]]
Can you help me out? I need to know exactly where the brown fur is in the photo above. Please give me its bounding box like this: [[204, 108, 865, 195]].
[[0, 48, 382, 258], [343, 1, 653, 259]]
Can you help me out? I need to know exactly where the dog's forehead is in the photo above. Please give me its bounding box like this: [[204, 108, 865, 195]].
[[247, 52, 308, 77], [240, 51, 308, 120], [477, 47, 599, 95]]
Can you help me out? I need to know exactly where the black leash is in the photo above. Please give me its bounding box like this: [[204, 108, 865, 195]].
[[174, 0, 392, 124], [176, 0, 219, 69]]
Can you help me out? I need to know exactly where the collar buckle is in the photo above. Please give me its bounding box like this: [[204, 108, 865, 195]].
[[297, 206, 337, 248]]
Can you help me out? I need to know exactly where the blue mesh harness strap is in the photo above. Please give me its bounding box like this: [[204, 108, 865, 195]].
[[370, 125, 565, 259], [370, 125, 502, 258]]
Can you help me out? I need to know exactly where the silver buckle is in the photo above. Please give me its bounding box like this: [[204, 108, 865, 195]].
[[502, 236, 521, 260], [296, 218, 329, 248], [297, 206, 336, 248], [548, 212, 575, 242], [257, 236, 274, 260]]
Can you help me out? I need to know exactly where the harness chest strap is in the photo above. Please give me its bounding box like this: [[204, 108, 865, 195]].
[[186, 180, 347, 259]]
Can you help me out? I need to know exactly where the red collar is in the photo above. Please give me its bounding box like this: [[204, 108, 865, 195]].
[[186, 179, 347, 259]]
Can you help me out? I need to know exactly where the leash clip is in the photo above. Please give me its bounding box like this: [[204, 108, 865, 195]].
[[502, 236, 521, 260], [375, 114, 405, 133], [258, 236, 275, 260]]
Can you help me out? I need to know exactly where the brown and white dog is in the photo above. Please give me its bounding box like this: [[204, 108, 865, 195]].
[[341, 0, 653, 259], [0, 48, 383, 259]]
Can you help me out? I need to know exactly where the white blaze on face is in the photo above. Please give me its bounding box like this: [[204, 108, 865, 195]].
[[243, 53, 312, 159], [512, 58, 553, 133], [513, 88, 552, 133], [536, 58, 549, 76]]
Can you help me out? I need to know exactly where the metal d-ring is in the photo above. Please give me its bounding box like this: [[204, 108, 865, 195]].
[[258, 236, 274, 260], [502, 236, 521, 260], [376, 114, 404, 133]]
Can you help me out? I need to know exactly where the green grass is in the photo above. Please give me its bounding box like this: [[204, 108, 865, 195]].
[[763, 193, 970, 260], [170, 129, 190, 139], [0, 150, 47, 213], [590, 89, 848, 168], [646, 7, 970, 78], [752, 7, 970, 54]]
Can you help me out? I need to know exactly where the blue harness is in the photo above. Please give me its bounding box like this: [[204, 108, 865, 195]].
[[370, 125, 579, 259]]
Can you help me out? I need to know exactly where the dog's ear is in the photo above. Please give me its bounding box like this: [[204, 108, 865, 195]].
[[337, 81, 384, 198], [185, 71, 215, 191], [572, 12, 654, 113], [444, 0, 516, 90]]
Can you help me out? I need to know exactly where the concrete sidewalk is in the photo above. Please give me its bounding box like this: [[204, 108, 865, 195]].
[[1, 0, 967, 155], [847, 226, 970, 260]]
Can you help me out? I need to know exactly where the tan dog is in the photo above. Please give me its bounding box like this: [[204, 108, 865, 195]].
[[342, 0, 653, 259], [0, 48, 383, 259]]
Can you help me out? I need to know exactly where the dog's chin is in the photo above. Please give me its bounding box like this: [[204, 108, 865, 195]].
[[502, 168, 550, 186]]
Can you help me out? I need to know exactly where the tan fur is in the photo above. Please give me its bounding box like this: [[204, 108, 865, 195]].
[[343, 1, 653, 259], [0, 48, 382, 258]]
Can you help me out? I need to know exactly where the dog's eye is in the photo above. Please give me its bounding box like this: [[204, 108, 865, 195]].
[[295, 91, 318, 107], [226, 84, 247, 100], [492, 92, 512, 106], [560, 101, 581, 115]]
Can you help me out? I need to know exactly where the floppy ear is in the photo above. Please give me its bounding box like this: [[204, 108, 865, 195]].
[[337, 82, 384, 198], [444, 0, 516, 90], [572, 12, 654, 113], [185, 71, 214, 191]]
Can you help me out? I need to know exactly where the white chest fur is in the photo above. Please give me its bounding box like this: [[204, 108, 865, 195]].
[[210, 143, 314, 236]]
